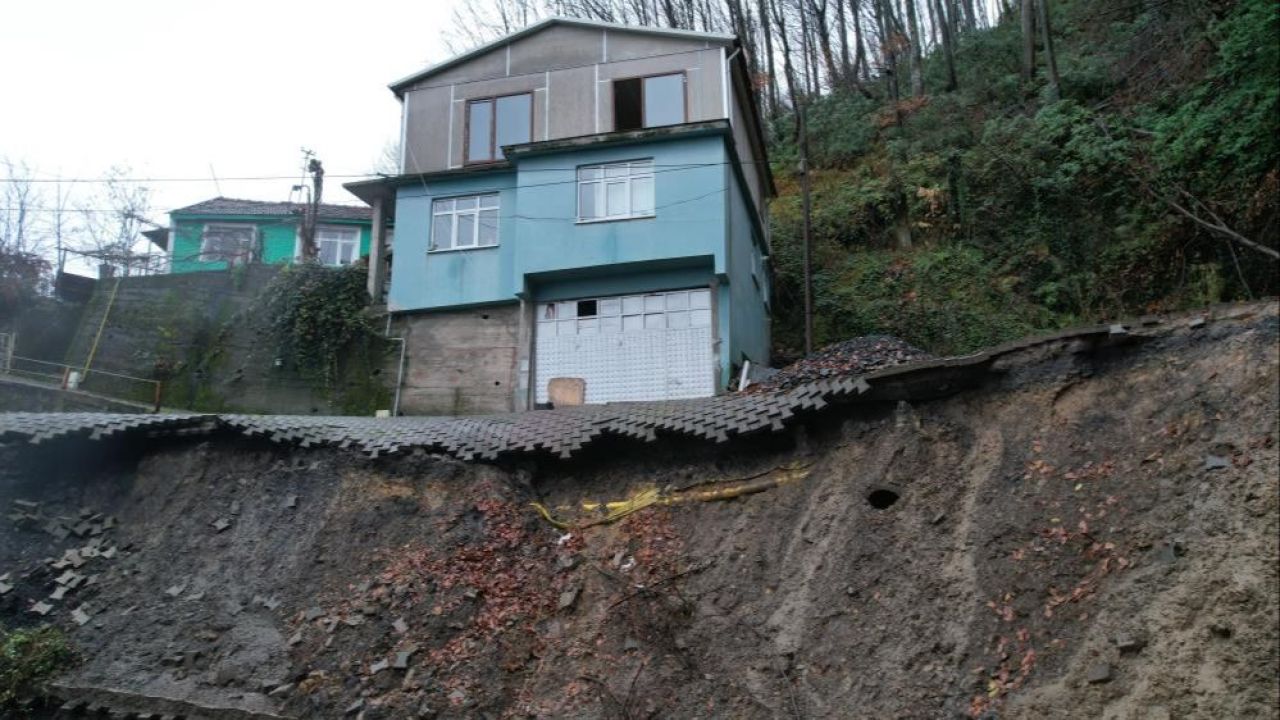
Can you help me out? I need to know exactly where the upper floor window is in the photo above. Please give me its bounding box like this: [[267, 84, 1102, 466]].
[[613, 73, 685, 132], [467, 93, 532, 163], [200, 223, 255, 264], [577, 160, 654, 222], [317, 225, 360, 266], [432, 194, 499, 251]]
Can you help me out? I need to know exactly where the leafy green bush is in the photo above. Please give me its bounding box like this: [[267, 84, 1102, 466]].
[[1, 625, 74, 711]]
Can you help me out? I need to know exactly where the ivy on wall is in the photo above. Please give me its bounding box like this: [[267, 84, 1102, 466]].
[[262, 261, 384, 388]]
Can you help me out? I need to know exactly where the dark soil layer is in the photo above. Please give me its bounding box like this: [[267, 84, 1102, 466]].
[[1, 303, 1277, 719]]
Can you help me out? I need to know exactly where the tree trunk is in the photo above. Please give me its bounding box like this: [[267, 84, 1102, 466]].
[[1020, 0, 1037, 82], [933, 0, 958, 91], [1038, 0, 1062, 100], [835, 0, 851, 80], [902, 0, 925, 96], [809, 0, 840, 91], [758, 0, 781, 121]]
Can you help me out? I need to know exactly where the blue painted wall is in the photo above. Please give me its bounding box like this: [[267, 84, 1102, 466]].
[[389, 130, 770, 386], [724, 162, 772, 371]]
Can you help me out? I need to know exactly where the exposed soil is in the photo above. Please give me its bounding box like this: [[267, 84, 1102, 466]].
[[1, 302, 1277, 719]]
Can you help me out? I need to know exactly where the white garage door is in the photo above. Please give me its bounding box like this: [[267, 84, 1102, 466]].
[[535, 289, 716, 404]]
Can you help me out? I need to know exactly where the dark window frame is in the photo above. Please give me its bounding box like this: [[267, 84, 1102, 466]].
[[612, 71, 688, 132], [464, 92, 534, 165]]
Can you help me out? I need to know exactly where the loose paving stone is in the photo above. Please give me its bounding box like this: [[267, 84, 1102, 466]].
[[392, 617, 409, 635], [212, 518, 232, 533], [166, 584, 186, 598], [1204, 455, 1230, 471], [285, 495, 298, 509], [1086, 663, 1113, 684], [1116, 634, 1145, 653], [393, 646, 417, 669], [370, 658, 390, 674], [558, 587, 579, 611], [71, 606, 92, 625], [268, 683, 294, 697], [288, 630, 303, 646]]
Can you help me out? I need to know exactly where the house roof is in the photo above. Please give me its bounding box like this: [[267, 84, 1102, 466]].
[[169, 197, 372, 222], [389, 16, 736, 96]]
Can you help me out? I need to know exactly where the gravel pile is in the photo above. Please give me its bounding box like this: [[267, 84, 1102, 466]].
[[748, 335, 933, 392]]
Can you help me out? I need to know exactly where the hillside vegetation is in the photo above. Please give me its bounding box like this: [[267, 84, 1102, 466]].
[[766, 0, 1278, 357]]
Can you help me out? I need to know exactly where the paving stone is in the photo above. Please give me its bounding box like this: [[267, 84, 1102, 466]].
[[71, 606, 92, 626], [558, 587, 579, 611], [1086, 663, 1113, 684], [393, 646, 417, 669], [285, 495, 299, 509], [392, 617, 410, 635], [166, 584, 187, 598], [50, 585, 69, 601], [212, 518, 232, 533], [370, 658, 390, 674], [1115, 634, 1146, 654], [1204, 455, 1230, 471], [31, 601, 53, 616]]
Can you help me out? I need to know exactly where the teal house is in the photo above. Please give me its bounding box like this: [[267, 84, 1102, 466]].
[[166, 197, 377, 274], [347, 18, 773, 415]]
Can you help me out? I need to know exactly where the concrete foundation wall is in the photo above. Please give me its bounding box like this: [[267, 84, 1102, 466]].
[[395, 304, 521, 416]]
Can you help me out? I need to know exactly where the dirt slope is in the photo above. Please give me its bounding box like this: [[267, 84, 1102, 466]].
[[1, 302, 1277, 719]]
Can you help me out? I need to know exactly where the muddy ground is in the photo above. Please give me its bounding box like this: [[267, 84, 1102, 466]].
[[1, 303, 1277, 719]]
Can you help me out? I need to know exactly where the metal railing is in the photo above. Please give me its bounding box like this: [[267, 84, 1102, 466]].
[[2, 353, 164, 412]]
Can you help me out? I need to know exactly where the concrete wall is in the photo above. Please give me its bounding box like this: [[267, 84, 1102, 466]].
[[62, 265, 376, 414], [395, 304, 521, 415], [170, 216, 372, 274]]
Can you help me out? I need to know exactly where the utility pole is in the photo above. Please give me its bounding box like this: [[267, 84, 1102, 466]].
[[297, 150, 324, 261]]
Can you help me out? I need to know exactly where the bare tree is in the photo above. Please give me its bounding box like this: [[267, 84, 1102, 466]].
[[1, 157, 43, 257], [76, 167, 153, 277]]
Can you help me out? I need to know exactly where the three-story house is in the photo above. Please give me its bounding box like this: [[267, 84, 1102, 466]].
[[347, 17, 773, 414]]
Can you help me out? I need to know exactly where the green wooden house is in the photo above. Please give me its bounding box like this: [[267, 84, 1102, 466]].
[[166, 197, 382, 274]]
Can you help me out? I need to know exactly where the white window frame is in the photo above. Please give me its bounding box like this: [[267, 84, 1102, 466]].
[[199, 223, 256, 264], [576, 159, 655, 223], [316, 225, 361, 267], [430, 193, 500, 252]]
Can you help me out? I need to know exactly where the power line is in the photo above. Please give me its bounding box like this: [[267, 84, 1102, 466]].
[[0, 159, 774, 185]]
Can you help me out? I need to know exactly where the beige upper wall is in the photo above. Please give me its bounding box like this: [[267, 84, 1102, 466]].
[[398, 22, 768, 212]]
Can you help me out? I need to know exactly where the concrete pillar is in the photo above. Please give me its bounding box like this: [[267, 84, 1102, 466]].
[[366, 196, 388, 303]]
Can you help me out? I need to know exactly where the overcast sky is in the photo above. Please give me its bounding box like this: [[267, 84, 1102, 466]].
[[0, 0, 471, 219]]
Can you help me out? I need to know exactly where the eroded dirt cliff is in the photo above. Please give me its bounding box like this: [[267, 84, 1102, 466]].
[[1, 303, 1277, 719]]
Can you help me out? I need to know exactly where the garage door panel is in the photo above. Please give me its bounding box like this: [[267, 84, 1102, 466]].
[[535, 289, 714, 404]]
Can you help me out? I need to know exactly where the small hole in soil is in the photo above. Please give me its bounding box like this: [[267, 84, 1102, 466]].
[[867, 489, 900, 509], [481, 313, 490, 320], [493, 380, 501, 386]]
